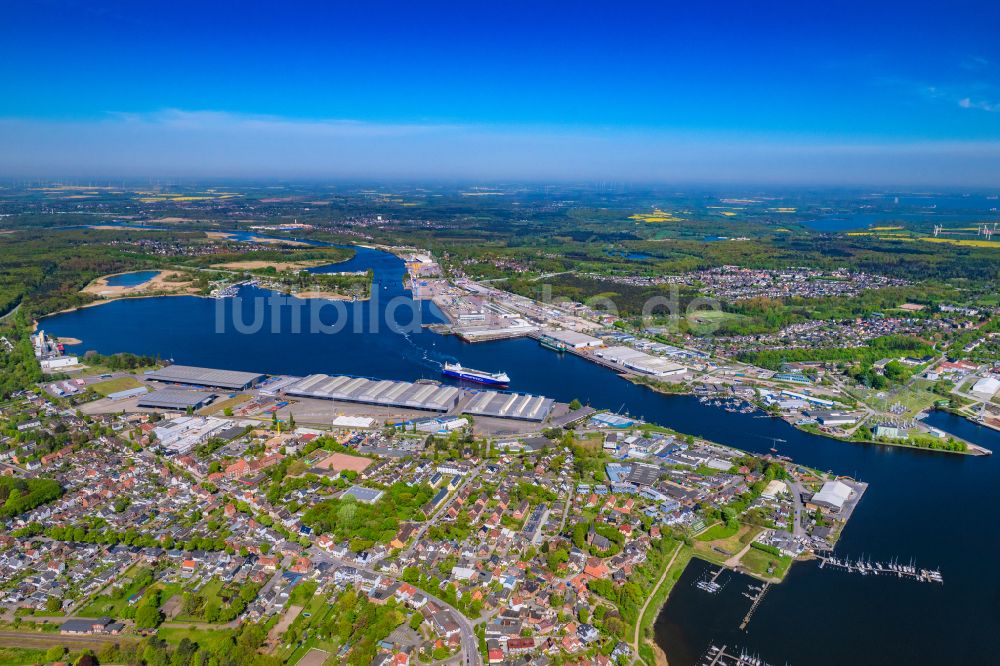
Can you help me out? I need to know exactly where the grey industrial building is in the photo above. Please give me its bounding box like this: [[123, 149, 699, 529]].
[[285, 374, 461, 412], [145, 365, 265, 391], [626, 462, 663, 486], [107, 386, 149, 401], [286, 373, 555, 422], [462, 390, 555, 422], [137, 388, 217, 411]]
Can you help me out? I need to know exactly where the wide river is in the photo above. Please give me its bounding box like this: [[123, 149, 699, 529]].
[[41, 244, 999, 664]]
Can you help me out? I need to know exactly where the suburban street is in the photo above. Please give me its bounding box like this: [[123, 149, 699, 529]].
[[402, 462, 485, 559], [308, 547, 483, 666]]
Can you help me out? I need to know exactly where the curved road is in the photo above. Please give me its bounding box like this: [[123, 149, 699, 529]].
[[308, 547, 482, 666]]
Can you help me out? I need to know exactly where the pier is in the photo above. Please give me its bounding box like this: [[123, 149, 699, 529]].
[[695, 567, 726, 594], [817, 554, 943, 584], [739, 582, 769, 631]]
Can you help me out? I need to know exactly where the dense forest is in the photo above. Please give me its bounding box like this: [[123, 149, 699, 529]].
[[0, 229, 155, 319]]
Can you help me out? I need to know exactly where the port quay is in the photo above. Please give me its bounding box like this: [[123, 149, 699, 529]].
[[117, 364, 576, 436]]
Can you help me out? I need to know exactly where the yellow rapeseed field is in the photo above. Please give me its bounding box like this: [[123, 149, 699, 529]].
[[629, 208, 683, 223], [920, 237, 1000, 248]]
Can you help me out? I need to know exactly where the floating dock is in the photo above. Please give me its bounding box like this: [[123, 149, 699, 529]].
[[818, 554, 943, 583], [696, 567, 726, 594], [701, 644, 776, 666]]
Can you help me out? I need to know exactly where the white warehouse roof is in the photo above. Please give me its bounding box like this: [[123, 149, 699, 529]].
[[541, 329, 603, 348], [972, 376, 1000, 398], [596, 346, 686, 376], [811, 480, 853, 511]]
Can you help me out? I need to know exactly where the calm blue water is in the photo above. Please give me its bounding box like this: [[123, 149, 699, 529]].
[[104, 271, 160, 287], [801, 194, 1000, 231], [656, 409, 1000, 665], [607, 249, 654, 261], [802, 212, 993, 232], [39, 244, 999, 664]]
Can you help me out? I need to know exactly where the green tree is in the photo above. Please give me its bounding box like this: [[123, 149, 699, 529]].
[[45, 595, 62, 613], [134, 604, 163, 629]]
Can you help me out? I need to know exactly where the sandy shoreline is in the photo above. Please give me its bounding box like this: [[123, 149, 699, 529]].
[[213, 259, 336, 271], [82, 270, 198, 299]]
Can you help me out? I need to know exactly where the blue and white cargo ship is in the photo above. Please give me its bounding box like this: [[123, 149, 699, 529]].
[[441, 362, 510, 387]]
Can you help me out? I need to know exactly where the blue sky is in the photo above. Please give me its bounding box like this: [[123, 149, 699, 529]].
[[2, 0, 999, 183]]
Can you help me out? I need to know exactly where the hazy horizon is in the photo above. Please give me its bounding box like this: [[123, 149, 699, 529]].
[[2, 1, 998, 185]]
